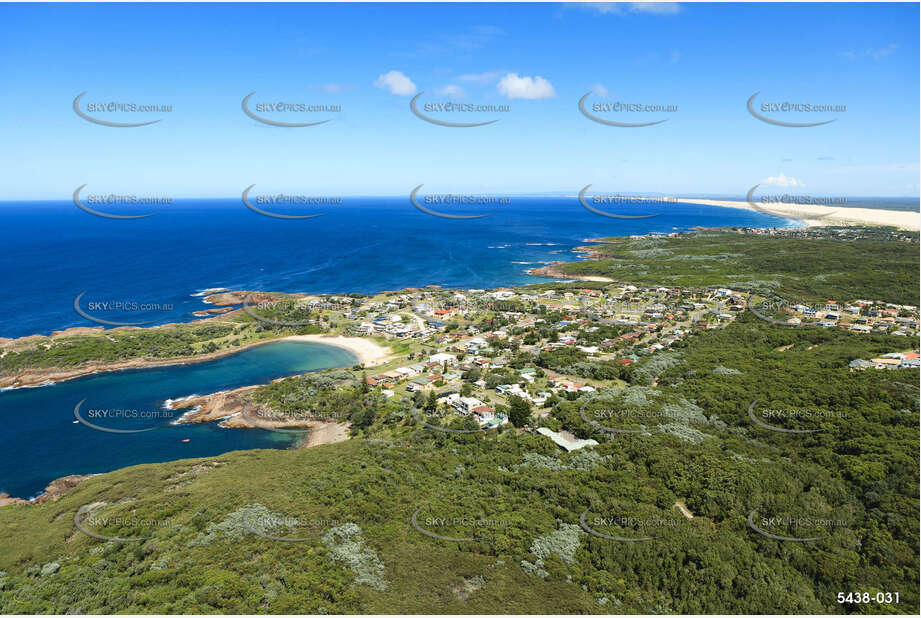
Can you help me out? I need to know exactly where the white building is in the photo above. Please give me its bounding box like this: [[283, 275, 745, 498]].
[[429, 352, 458, 366]]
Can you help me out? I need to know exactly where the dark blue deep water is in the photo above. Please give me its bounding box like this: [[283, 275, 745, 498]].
[[0, 197, 790, 338], [0, 196, 789, 498], [0, 341, 355, 499]]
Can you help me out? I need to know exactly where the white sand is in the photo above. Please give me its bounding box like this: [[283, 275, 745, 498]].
[[303, 421, 352, 448], [677, 198, 919, 230], [285, 334, 390, 367], [674, 500, 694, 519]]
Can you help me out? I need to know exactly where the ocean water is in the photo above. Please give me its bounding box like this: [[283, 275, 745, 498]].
[[0, 196, 789, 498], [0, 197, 790, 339], [0, 341, 355, 499], [708, 196, 920, 212]]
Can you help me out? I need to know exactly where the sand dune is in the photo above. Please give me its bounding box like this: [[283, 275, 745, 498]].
[[678, 197, 919, 230]]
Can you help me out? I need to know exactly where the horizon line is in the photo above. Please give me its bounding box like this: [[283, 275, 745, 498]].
[[1, 194, 919, 203]]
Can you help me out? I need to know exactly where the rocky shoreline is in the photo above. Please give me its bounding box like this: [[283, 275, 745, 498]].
[[0, 292, 389, 390], [0, 474, 94, 507], [1, 333, 273, 390], [168, 383, 352, 447], [524, 237, 616, 282], [526, 262, 614, 282]]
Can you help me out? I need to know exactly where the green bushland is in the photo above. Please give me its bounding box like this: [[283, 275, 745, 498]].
[[1, 311, 917, 613], [1, 231, 917, 614], [0, 296, 325, 376], [547, 229, 919, 304]]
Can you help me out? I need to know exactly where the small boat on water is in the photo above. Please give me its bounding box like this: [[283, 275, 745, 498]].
[[181, 438, 190, 443]]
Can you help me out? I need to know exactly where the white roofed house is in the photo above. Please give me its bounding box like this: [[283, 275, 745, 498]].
[[429, 352, 458, 366], [446, 393, 489, 415]]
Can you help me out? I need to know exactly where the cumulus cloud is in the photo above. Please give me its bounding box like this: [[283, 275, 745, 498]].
[[435, 84, 465, 97], [497, 73, 556, 100], [588, 83, 609, 97], [374, 70, 417, 96], [581, 3, 683, 15], [456, 70, 506, 84], [841, 43, 897, 60], [763, 173, 805, 187]]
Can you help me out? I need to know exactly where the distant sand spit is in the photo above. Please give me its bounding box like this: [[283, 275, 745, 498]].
[[677, 197, 919, 230]]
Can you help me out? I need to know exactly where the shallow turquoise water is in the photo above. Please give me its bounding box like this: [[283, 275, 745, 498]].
[[0, 340, 356, 499]]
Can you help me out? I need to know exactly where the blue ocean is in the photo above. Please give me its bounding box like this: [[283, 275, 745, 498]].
[[0, 197, 789, 498], [0, 197, 792, 338], [0, 341, 355, 500]]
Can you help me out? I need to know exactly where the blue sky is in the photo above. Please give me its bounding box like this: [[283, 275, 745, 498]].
[[1, 1, 918, 200]]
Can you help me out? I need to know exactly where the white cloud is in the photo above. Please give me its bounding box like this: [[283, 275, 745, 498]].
[[580, 3, 683, 16], [841, 43, 898, 61], [763, 173, 805, 187], [830, 162, 919, 174], [497, 73, 556, 100], [456, 70, 506, 84], [447, 25, 505, 50], [374, 70, 417, 96], [588, 83, 609, 97], [628, 2, 683, 14], [435, 84, 465, 98]]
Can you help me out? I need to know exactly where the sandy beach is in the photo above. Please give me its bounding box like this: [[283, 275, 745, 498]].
[[303, 421, 352, 448], [526, 261, 613, 282], [0, 328, 390, 389], [677, 197, 919, 230], [168, 383, 353, 449], [284, 334, 391, 367]]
